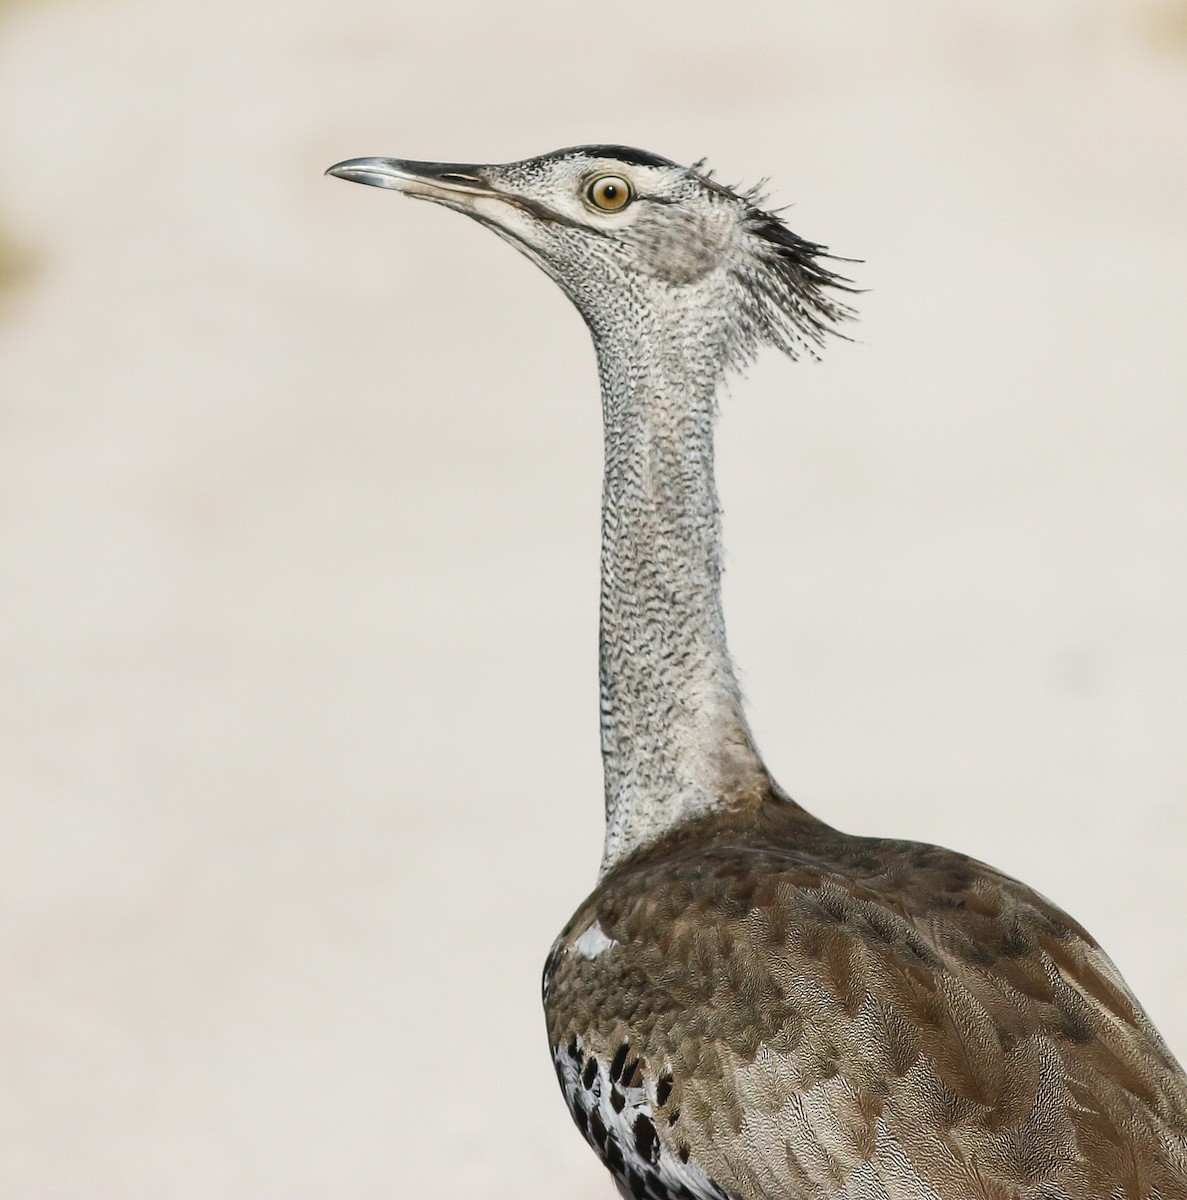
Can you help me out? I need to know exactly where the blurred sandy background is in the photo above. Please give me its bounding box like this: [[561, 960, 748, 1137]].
[[0, 0, 1184, 1196]]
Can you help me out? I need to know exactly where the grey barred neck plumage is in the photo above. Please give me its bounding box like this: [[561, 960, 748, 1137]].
[[328, 143, 851, 874], [328, 146, 1187, 1200]]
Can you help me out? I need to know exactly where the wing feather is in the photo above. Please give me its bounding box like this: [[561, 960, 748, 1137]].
[[545, 832, 1187, 1199]]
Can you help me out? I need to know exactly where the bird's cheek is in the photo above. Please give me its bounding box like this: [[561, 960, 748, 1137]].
[[632, 223, 722, 285]]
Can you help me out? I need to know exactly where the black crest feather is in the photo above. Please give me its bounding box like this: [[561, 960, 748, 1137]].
[[744, 204, 859, 358], [687, 161, 859, 363]]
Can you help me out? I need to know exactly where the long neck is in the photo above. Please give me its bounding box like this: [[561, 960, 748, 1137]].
[[594, 305, 769, 872]]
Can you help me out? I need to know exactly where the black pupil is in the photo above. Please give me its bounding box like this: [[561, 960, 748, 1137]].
[[603, 184, 617, 199]]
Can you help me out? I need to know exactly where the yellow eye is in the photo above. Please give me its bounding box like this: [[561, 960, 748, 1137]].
[[587, 175, 632, 211]]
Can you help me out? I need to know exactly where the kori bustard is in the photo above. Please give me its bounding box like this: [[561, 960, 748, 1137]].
[[327, 145, 1187, 1200]]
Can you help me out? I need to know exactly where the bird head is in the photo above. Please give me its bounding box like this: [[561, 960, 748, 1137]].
[[327, 145, 853, 371]]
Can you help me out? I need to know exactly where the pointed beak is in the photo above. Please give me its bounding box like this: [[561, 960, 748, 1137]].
[[325, 157, 497, 205]]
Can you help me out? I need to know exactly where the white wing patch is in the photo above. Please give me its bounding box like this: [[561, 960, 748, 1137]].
[[574, 920, 620, 960]]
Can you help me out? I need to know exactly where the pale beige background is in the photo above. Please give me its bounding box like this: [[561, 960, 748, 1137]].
[[0, 1, 1184, 1196]]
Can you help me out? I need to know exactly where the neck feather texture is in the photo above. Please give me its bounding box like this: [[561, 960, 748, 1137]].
[[594, 304, 769, 873]]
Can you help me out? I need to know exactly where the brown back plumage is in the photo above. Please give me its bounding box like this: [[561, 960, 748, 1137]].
[[544, 788, 1187, 1200]]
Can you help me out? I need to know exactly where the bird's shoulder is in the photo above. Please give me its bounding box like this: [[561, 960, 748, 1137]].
[[543, 797, 1187, 1200]]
